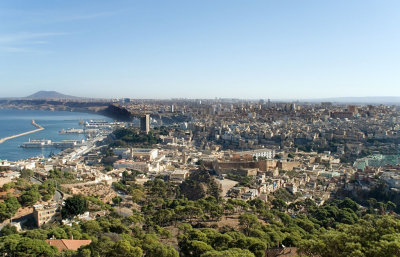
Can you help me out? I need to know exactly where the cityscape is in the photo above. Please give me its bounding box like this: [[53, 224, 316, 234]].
[[1, 1, 400, 257]]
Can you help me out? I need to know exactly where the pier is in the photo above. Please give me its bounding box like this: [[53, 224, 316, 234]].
[[0, 120, 44, 144]]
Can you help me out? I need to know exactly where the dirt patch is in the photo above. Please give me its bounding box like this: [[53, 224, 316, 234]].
[[13, 206, 33, 219], [63, 183, 117, 203], [0, 188, 16, 199], [200, 214, 241, 229]]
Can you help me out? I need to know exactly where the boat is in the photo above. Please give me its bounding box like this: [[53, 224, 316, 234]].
[[21, 139, 52, 148]]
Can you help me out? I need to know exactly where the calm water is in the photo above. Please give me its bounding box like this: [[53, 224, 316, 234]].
[[0, 109, 111, 161]]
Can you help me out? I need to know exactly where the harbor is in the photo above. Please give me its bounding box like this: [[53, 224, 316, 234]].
[[0, 120, 44, 144], [0, 109, 113, 161], [21, 139, 86, 148]]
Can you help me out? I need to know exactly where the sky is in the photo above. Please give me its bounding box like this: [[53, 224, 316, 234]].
[[1, 0, 400, 99]]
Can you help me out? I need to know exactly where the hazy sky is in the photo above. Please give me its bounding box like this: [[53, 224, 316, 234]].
[[1, 0, 400, 99]]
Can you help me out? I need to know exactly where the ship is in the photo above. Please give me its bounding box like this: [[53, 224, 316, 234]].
[[84, 120, 111, 128], [59, 128, 85, 134], [21, 139, 86, 148], [21, 139, 52, 148]]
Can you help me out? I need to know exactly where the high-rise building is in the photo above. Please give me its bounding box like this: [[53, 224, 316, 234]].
[[348, 105, 358, 114], [140, 114, 150, 134]]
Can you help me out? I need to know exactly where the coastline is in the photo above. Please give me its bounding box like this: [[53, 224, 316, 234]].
[[0, 102, 132, 121], [0, 109, 109, 161], [0, 120, 44, 144]]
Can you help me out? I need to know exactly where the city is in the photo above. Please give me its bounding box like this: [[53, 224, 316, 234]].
[[1, 0, 400, 256], [1, 98, 400, 256]]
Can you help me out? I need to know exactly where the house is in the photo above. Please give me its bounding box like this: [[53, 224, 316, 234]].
[[45, 238, 92, 252]]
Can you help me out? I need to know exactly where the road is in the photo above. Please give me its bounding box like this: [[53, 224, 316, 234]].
[[30, 177, 63, 202], [68, 135, 106, 161]]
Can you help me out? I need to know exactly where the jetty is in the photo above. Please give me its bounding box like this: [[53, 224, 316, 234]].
[[0, 120, 44, 144]]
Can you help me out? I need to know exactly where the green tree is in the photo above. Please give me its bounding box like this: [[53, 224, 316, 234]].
[[0, 224, 18, 236], [61, 195, 88, 219], [239, 213, 260, 236], [0, 196, 21, 222], [20, 169, 34, 179], [201, 248, 255, 257], [112, 196, 123, 205], [131, 189, 144, 203], [20, 185, 41, 206], [0, 234, 58, 257], [108, 240, 143, 257]]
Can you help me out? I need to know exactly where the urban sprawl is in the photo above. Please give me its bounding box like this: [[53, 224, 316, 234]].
[[1, 99, 400, 256]]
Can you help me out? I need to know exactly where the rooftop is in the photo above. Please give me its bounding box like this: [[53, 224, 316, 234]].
[[45, 239, 92, 252]]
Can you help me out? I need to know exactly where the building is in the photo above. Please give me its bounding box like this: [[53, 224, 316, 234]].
[[0, 159, 10, 168], [140, 114, 150, 134], [330, 111, 354, 119], [33, 203, 61, 227], [131, 148, 158, 161], [113, 160, 150, 171], [169, 169, 189, 183], [46, 237, 92, 252], [234, 149, 276, 160], [113, 148, 132, 159]]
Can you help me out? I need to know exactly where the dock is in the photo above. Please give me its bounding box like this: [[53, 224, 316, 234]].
[[0, 120, 44, 144]]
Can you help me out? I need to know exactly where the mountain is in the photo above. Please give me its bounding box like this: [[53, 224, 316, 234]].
[[303, 96, 400, 104], [26, 91, 80, 100], [274, 96, 400, 105]]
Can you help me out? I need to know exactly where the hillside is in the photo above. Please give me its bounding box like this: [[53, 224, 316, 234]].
[[26, 91, 80, 99]]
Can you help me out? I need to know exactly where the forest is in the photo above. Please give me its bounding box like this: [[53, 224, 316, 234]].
[[1, 169, 400, 257]]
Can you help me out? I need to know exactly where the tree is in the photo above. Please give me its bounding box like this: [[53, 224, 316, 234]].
[[299, 215, 400, 257], [0, 235, 58, 257], [61, 195, 88, 219], [201, 248, 255, 257], [108, 240, 143, 257], [20, 186, 41, 206], [239, 213, 260, 236], [271, 198, 288, 211], [188, 240, 214, 256], [131, 189, 144, 203], [387, 201, 397, 213], [0, 224, 18, 236], [20, 169, 34, 179], [0, 196, 21, 222], [112, 196, 123, 205], [81, 220, 102, 236], [141, 234, 179, 257]]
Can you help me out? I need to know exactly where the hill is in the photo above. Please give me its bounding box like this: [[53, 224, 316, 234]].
[[306, 96, 400, 104], [26, 91, 80, 100]]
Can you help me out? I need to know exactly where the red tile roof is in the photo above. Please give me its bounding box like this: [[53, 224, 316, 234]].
[[45, 239, 92, 251]]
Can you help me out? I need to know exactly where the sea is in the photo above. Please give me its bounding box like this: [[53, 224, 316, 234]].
[[0, 109, 111, 161]]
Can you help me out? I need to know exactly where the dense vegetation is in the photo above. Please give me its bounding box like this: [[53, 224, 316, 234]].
[[2, 168, 400, 256], [111, 128, 161, 147], [343, 179, 400, 213], [0, 176, 58, 222]]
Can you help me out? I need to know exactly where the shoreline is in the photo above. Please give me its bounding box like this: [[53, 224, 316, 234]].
[[0, 104, 129, 121], [0, 120, 44, 144]]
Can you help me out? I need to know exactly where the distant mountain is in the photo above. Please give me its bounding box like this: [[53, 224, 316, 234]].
[[274, 96, 400, 105], [26, 91, 80, 100], [304, 96, 400, 104]]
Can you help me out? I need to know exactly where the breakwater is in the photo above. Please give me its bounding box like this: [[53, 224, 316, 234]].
[[0, 120, 44, 144]]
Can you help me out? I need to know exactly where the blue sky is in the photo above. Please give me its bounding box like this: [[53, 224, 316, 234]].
[[1, 0, 400, 99]]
